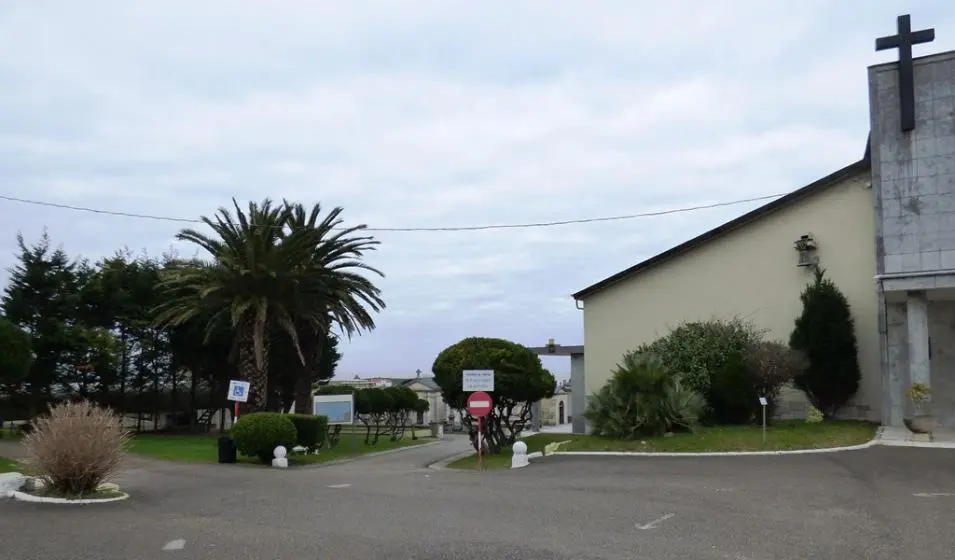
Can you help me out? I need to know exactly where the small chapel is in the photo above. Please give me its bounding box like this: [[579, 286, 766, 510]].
[[570, 14, 955, 436]]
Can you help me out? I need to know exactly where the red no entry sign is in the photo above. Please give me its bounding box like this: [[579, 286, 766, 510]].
[[466, 391, 493, 418]]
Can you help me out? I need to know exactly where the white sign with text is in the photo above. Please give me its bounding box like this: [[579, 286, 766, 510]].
[[463, 369, 495, 392]]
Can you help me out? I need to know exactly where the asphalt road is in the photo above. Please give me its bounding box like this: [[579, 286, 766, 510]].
[[1, 439, 954, 560]]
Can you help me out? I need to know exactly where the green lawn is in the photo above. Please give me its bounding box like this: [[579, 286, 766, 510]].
[[448, 421, 877, 470], [128, 428, 432, 466], [0, 456, 19, 473]]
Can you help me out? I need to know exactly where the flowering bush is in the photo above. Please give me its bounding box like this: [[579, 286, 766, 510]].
[[22, 400, 130, 497]]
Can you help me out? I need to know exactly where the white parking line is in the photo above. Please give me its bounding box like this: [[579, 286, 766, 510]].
[[162, 539, 186, 551], [635, 513, 674, 530], [914, 492, 955, 498], [328, 483, 352, 489]]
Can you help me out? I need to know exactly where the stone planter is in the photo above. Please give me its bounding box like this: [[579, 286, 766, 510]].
[[903, 414, 936, 435]]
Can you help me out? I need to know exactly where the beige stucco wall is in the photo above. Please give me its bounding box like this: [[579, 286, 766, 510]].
[[581, 171, 881, 422], [539, 392, 571, 425]]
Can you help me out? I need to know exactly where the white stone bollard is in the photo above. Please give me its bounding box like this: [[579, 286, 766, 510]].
[[511, 441, 529, 469], [272, 445, 289, 469]]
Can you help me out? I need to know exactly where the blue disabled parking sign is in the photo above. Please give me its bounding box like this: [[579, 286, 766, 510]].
[[227, 379, 251, 403]]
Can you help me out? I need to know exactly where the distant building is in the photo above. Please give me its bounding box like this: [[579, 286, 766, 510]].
[[327, 375, 449, 425]]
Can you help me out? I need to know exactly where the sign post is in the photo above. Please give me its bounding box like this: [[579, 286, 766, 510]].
[[466, 391, 493, 470], [313, 393, 356, 455], [227, 379, 250, 424], [758, 396, 768, 443]]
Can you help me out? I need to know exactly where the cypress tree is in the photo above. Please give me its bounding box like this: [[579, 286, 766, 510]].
[[789, 268, 861, 417]]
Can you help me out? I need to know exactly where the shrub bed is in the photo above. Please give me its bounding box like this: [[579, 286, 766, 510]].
[[287, 414, 327, 451], [231, 412, 297, 463], [584, 352, 705, 438], [638, 317, 807, 424]]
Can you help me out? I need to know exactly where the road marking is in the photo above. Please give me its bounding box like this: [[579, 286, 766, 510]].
[[328, 483, 352, 489], [914, 492, 955, 498], [162, 539, 186, 551], [635, 513, 675, 530]]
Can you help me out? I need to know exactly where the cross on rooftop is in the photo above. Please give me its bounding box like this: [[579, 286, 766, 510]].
[[875, 14, 935, 133]]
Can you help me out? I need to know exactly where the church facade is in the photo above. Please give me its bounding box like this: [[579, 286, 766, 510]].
[[571, 16, 955, 434]]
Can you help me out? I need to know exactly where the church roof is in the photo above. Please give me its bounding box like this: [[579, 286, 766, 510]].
[[572, 141, 872, 301]]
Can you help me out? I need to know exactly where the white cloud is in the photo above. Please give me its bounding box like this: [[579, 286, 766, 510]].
[[2, 0, 954, 376]]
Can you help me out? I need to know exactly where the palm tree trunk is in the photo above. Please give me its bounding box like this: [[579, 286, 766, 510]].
[[240, 318, 271, 412], [294, 328, 320, 413]]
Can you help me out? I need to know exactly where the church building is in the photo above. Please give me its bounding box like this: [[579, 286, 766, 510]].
[[571, 15, 955, 435]]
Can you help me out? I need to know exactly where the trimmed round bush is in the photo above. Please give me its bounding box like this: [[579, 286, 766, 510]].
[[287, 414, 327, 451], [231, 412, 297, 463]]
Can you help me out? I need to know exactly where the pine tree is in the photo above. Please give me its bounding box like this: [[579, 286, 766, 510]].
[[1, 232, 82, 415], [789, 268, 861, 417]]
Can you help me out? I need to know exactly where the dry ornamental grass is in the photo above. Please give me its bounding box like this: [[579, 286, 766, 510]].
[[23, 400, 131, 497]]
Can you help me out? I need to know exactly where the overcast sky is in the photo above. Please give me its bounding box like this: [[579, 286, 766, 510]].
[[1, 1, 953, 379]]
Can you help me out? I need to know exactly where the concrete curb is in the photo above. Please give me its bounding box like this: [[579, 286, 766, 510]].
[[427, 450, 476, 471], [552, 439, 877, 458], [428, 449, 545, 471], [876, 440, 955, 449], [434, 427, 955, 466], [3, 473, 129, 504], [10, 489, 129, 505], [296, 440, 443, 470]]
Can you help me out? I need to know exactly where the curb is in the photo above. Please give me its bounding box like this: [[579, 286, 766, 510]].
[[551, 439, 877, 458], [10, 490, 130, 505], [876, 440, 955, 449], [428, 449, 545, 471], [296, 440, 443, 469], [427, 449, 476, 471], [3, 473, 130, 504]]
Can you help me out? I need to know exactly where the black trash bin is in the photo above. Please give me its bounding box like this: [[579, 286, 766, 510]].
[[217, 436, 237, 464]]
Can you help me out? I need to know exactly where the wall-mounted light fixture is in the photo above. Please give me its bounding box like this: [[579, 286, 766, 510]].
[[794, 234, 819, 268]]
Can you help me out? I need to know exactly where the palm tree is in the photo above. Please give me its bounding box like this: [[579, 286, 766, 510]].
[[284, 202, 386, 413], [153, 199, 315, 412]]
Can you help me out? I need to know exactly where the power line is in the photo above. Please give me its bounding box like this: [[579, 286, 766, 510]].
[[0, 192, 787, 232]]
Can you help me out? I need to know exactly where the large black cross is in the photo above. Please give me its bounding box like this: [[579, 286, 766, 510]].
[[875, 14, 935, 133]]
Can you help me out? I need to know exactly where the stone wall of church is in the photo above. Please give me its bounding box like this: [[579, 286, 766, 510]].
[[870, 52, 955, 280], [929, 301, 955, 428], [882, 300, 955, 428], [884, 302, 908, 426]]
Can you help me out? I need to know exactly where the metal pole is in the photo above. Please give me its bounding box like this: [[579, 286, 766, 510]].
[[477, 416, 483, 470], [762, 405, 767, 443]]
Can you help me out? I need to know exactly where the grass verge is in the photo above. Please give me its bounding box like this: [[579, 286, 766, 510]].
[[447, 421, 877, 470], [128, 428, 433, 466], [0, 456, 19, 473]]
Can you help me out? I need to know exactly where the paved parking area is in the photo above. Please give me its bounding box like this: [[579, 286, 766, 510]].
[[1, 442, 953, 559]]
